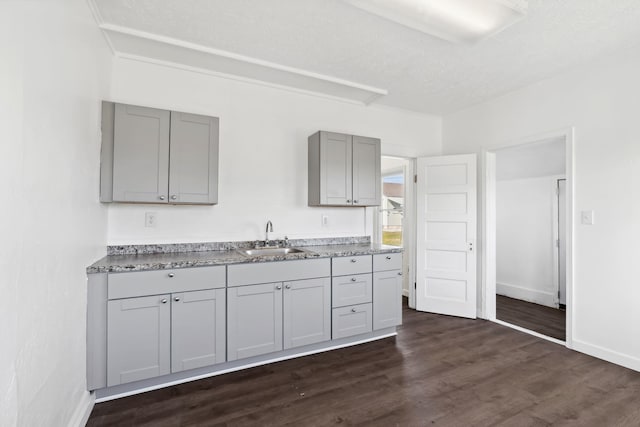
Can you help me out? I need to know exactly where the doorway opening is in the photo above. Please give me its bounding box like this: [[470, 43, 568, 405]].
[[483, 129, 574, 346], [375, 156, 416, 308]]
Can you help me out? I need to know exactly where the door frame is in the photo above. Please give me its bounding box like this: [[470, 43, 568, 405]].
[[552, 177, 567, 308], [481, 127, 574, 348], [373, 156, 417, 309]]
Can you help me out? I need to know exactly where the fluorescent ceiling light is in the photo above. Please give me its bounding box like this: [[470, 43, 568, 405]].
[[344, 0, 528, 43]]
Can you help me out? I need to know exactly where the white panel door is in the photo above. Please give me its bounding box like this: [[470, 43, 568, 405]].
[[416, 154, 477, 318]]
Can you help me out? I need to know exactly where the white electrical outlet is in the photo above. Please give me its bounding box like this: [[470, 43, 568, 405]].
[[145, 212, 157, 228], [321, 215, 329, 226], [581, 210, 594, 225]]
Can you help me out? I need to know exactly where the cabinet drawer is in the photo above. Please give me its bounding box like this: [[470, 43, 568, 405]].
[[108, 266, 226, 299], [227, 258, 330, 287], [332, 255, 372, 276], [332, 303, 372, 339], [332, 273, 372, 308], [373, 253, 402, 272]]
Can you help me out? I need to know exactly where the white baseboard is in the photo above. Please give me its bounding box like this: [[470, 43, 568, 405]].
[[68, 391, 95, 427], [402, 288, 409, 297], [496, 282, 556, 308], [572, 339, 640, 372]]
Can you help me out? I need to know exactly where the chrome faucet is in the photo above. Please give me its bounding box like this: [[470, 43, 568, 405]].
[[265, 220, 273, 245]]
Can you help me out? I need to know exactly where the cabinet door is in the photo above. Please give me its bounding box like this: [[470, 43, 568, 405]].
[[171, 289, 226, 373], [352, 135, 381, 206], [107, 295, 170, 386], [227, 283, 283, 361], [283, 278, 331, 349], [169, 112, 219, 204], [373, 270, 403, 330], [320, 131, 353, 205], [112, 103, 170, 203]]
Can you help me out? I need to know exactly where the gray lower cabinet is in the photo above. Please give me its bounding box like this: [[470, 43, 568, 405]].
[[107, 294, 171, 387], [171, 288, 226, 373], [107, 288, 226, 387], [308, 131, 381, 207], [227, 283, 283, 361], [283, 278, 331, 349], [227, 277, 331, 361], [372, 270, 403, 330], [101, 101, 219, 205]]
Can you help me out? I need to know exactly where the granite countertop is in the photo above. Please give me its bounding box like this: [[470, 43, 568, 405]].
[[87, 238, 402, 274]]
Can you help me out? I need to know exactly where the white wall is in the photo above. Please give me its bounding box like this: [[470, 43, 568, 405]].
[[443, 49, 640, 371], [0, 1, 112, 426], [107, 58, 442, 244], [496, 176, 559, 307]]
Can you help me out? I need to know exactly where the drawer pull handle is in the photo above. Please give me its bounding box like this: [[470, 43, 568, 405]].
[[350, 259, 357, 263], [386, 256, 391, 260], [351, 308, 357, 313], [161, 299, 168, 304], [168, 273, 175, 278], [351, 278, 357, 282]]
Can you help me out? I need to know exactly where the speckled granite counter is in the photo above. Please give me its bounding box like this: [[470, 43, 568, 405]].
[[87, 237, 402, 274]]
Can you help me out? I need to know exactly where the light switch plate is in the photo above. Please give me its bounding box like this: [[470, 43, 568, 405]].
[[581, 210, 594, 225], [321, 214, 329, 226]]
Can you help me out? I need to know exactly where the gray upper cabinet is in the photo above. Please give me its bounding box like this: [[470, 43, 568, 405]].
[[169, 112, 219, 204], [100, 101, 219, 205], [308, 131, 381, 207], [111, 103, 170, 203], [352, 136, 381, 206]]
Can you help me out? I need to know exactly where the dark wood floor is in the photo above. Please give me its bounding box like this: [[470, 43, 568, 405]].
[[496, 295, 566, 341], [88, 299, 640, 426]]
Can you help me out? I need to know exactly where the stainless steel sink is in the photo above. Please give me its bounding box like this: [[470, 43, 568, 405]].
[[240, 247, 306, 257]]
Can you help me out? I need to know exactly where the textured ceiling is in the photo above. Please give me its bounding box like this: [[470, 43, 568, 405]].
[[94, 0, 640, 114]]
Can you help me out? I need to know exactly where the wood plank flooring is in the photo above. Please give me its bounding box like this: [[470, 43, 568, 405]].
[[88, 299, 640, 426], [496, 295, 566, 341]]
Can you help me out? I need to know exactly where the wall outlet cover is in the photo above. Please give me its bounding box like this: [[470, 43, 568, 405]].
[[581, 210, 594, 225], [145, 212, 157, 228]]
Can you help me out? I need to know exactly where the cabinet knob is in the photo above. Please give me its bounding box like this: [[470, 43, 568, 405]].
[[159, 195, 166, 201], [351, 277, 357, 282], [170, 195, 177, 200], [161, 299, 168, 304], [168, 273, 175, 278], [386, 256, 391, 260], [174, 297, 180, 302], [350, 259, 357, 263], [353, 200, 358, 204], [351, 308, 357, 313], [398, 272, 403, 276], [285, 284, 291, 289], [346, 200, 351, 204], [276, 285, 282, 290]]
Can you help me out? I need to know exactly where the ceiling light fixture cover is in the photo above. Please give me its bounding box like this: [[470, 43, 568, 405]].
[[344, 0, 528, 43]]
